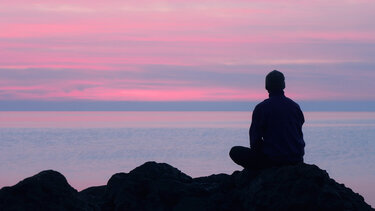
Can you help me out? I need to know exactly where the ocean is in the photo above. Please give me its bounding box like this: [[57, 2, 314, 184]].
[[0, 111, 374, 206]]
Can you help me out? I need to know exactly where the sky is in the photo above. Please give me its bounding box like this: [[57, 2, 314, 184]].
[[1, 0, 375, 103]]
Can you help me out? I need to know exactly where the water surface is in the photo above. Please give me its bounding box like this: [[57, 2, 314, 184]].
[[0, 111, 374, 206]]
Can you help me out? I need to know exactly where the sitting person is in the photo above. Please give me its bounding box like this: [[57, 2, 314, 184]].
[[230, 70, 305, 169]]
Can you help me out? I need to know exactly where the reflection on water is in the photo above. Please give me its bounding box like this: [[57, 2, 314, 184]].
[[0, 111, 374, 206]]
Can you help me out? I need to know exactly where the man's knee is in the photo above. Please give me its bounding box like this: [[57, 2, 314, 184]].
[[230, 146, 250, 162], [229, 146, 241, 160]]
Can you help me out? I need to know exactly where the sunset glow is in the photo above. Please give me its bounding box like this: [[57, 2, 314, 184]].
[[1, 0, 375, 101]]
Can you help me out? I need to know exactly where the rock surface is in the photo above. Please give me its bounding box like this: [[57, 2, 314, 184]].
[[0, 170, 93, 210], [0, 162, 373, 210]]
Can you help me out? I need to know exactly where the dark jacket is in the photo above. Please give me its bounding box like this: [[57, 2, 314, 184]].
[[249, 90, 305, 163]]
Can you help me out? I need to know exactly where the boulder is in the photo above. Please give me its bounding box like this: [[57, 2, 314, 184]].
[[0, 170, 93, 210], [98, 162, 373, 210], [0, 162, 373, 210]]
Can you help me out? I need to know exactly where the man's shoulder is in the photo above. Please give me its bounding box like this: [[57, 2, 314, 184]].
[[253, 99, 271, 113], [254, 96, 302, 109], [258, 96, 302, 111], [255, 99, 270, 108], [284, 96, 302, 109]]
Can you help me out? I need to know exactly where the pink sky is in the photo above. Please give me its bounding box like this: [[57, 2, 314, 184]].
[[1, 0, 375, 101]]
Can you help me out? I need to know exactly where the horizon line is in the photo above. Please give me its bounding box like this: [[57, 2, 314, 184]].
[[0, 100, 374, 111]]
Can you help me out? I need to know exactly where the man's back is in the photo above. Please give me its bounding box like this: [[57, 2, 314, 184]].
[[250, 90, 305, 164], [230, 70, 305, 170]]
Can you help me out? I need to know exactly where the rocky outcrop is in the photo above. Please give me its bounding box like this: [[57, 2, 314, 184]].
[[0, 170, 92, 210], [0, 162, 373, 210]]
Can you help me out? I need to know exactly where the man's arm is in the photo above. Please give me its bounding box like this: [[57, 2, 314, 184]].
[[298, 105, 305, 137], [249, 105, 264, 151], [300, 107, 305, 125]]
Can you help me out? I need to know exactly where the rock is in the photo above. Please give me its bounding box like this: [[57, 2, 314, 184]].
[[103, 162, 194, 210], [79, 185, 107, 210], [0, 170, 93, 210], [0, 162, 373, 210]]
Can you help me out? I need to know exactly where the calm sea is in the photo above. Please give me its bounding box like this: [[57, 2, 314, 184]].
[[0, 111, 374, 206]]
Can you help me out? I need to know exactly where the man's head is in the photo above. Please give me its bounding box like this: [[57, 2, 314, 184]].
[[265, 70, 285, 92]]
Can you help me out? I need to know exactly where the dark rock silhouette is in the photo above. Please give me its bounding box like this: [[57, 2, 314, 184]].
[[0, 162, 373, 210], [0, 170, 93, 210]]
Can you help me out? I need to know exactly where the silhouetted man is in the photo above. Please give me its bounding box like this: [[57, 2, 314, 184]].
[[230, 70, 305, 169]]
